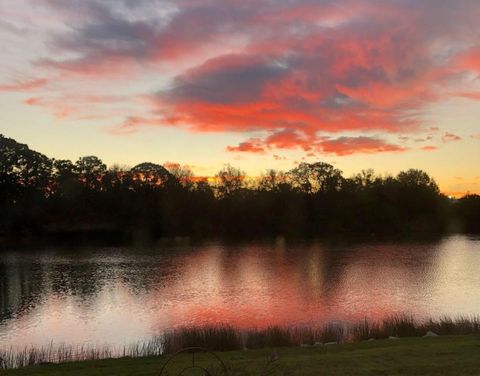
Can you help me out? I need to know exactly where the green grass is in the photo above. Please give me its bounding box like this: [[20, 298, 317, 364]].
[[3, 335, 480, 375]]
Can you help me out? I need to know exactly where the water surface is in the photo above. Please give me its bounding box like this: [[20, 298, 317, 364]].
[[1, 235, 479, 349]]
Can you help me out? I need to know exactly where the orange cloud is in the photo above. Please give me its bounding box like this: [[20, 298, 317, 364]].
[[226, 134, 406, 157], [318, 137, 406, 156], [226, 139, 265, 153], [265, 129, 310, 151]]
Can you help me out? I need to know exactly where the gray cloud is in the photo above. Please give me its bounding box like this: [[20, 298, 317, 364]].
[[159, 55, 290, 105]]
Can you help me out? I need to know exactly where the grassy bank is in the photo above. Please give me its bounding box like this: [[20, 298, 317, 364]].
[[2, 315, 479, 369], [3, 335, 480, 375]]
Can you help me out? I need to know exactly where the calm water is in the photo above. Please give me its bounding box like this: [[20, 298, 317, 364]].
[[1, 235, 480, 349]]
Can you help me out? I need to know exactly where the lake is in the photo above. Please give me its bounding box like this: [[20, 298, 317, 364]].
[[1, 235, 479, 350]]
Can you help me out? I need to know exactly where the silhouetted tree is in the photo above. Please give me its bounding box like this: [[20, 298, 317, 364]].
[[0, 134, 53, 233], [288, 162, 343, 193], [454, 194, 480, 233], [164, 162, 194, 190], [351, 169, 377, 189], [130, 162, 173, 188], [258, 169, 289, 192], [53, 159, 80, 197], [397, 169, 439, 193], [0, 134, 52, 194], [215, 165, 245, 197], [75, 156, 106, 191]]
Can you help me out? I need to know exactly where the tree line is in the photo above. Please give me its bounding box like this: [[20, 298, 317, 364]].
[[1, 134, 478, 242]]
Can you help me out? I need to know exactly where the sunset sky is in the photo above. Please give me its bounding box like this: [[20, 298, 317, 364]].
[[0, 0, 479, 196]]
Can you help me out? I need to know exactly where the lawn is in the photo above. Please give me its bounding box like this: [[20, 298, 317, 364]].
[[3, 335, 480, 375]]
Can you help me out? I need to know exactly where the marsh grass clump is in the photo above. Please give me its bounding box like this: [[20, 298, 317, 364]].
[[289, 327, 318, 346], [318, 323, 346, 343], [161, 325, 347, 351], [124, 337, 163, 358], [162, 325, 242, 354], [421, 315, 480, 335], [350, 319, 384, 341], [0, 343, 114, 369], [382, 315, 420, 338], [245, 327, 293, 349], [351, 315, 424, 340]]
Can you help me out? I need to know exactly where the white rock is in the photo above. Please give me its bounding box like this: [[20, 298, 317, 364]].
[[423, 331, 439, 337], [314, 342, 323, 346], [324, 341, 338, 346], [300, 343, 310, 347], [388, 336, 400, 340]]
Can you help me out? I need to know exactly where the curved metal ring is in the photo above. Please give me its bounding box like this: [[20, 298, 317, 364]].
[[158, 347, 228, 376]]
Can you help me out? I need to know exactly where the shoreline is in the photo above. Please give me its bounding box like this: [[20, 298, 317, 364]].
[[2, 315, 479, 370], [1, 229, 467, 250], [2, 335, 480, 375]]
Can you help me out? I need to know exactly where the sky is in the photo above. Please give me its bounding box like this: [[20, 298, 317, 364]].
[[0, 0, 479, 196]]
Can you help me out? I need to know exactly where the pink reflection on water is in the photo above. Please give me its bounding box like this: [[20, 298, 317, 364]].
[[148, 242, 436, 331], [1, 235, 480, 349]]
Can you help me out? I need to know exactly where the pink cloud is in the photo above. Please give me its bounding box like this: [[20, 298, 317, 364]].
[[23, 93, 128, 120], [24, 97, 43, 105], [37, 56, 135, 77], [457, 46, 480, 73], [455, 92, 480, 101], [0, 78, 48, 91]]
